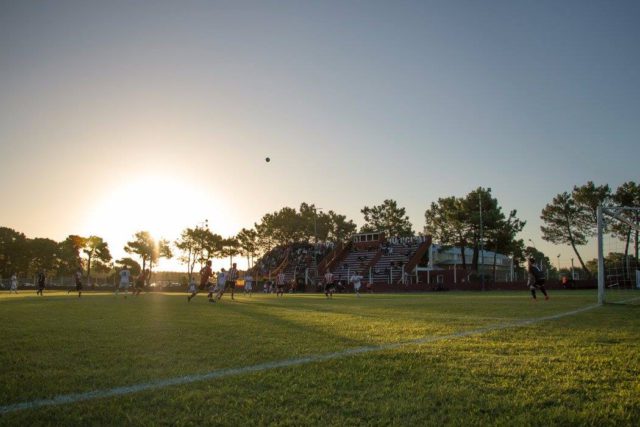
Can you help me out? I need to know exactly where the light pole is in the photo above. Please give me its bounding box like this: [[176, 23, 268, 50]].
[[313, 207, 323, 281], [557, 254, 561, 278], [479, 193, 484, 291], [571, 258, 575, 280]]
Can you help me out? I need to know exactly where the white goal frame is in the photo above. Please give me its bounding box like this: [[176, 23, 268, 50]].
[[597, 205, 640, 304]]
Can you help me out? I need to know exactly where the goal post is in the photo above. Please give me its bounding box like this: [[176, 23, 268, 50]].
[[598, 205, 640, 305], [597, 206, 605, 304]]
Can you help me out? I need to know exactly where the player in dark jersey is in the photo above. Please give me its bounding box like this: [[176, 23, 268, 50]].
[[189, 260, 213, 302], [68, 267, 83, 297], [133, 269, 149, 296], [527, 258, 549, 301], [324, 271, 335, 299], [215, 263, 238, 301], [36, 270, 46, 296]]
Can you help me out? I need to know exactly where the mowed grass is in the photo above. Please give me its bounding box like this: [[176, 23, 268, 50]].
[[1, 290, 639, 426]]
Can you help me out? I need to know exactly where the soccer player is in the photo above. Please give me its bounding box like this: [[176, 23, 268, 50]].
[[218, 262, 238, 300], [134, 269, 149, 296], [117, 265, 131, 298], [187, 277, 197, 299], [209, 268, 225, 302], [350, 271, 363, 297], [190, 260, 213, 302], [275, 271, 286, 297], [36, 270, 46, 296], [10, 272, 18, 294], [68, 267, 83, 297], [527, 257, 549, 301], [324, 270, 335, 299], [244, 272, 253, 296]]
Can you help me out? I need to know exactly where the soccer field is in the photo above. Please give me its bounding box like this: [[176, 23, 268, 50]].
[[1, 290, 639, 426]]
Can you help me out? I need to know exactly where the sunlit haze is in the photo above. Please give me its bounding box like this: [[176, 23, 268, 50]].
[[1, 1, 638, 271]]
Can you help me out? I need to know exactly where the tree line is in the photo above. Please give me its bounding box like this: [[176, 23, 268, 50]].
[[540, 181, 639, 277], [1, 181, 637, 282]]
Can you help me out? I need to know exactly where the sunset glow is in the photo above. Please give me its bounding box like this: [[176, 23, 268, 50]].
[[81, 174, 235, 268]]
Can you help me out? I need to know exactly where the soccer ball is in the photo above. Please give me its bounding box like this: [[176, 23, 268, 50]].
[[265, 157, 270, 163]]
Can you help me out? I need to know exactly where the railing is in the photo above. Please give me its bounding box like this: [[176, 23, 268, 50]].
[[319, 241, 352, 276], [269, 248, 291, 278], [317, 241, 342, 275], [398, 236, 432, 284]]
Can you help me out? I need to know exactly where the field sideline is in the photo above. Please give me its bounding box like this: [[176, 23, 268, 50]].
[[1, 290, 639, 425]]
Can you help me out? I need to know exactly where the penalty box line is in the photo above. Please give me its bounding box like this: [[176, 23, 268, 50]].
[[0, 303, 601, 415]]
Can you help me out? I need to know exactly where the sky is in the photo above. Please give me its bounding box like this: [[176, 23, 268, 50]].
[[1, 0, 638, 272]]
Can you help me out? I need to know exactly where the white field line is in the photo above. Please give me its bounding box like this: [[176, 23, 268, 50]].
[[0, 303, 603, 415], [608, 295, 640, 304]]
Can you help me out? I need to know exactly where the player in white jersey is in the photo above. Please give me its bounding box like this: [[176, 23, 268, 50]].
[[350, 272, 363, 297], [187, 277, 197, 295], [10, 272, 18, 294], [275, 272, 286, 297], [209, 269, 226, 303], [117, 266, 131, 298], [243, 273, 253, 296]]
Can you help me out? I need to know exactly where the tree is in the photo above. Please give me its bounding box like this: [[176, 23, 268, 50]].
[[0, 227, 29, 277], [200, 229, 224, 265], [487, 209, 526, 281], [425, 188, 521, 272], [326, 210, 357, 242], [124, 231, 155, 273], [221, 237, 240, 267], [540, 192, 592, 276], [82, 236, 112, 288], [253, 203, 357, 251], [175, 226, 212, 281], [236, 228, 259, 269], [256, 207, 306, 246], [424, 196, 470, 268], [572, 181, 611, 228], [540, 182, 612, 279], [152, 239, 173, 281], [27, 238, 59, 277], [361, 199, 414, 237], [124, 231, 172, 284], [611, 181, 640, 277], [57, 235, 86, 276], [461, 188, 506, 271], [299, 203, 325, 242]]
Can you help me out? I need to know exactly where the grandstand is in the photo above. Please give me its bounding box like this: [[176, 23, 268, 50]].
[[251, 232, 581, 292], [254, 233, 432, 290]]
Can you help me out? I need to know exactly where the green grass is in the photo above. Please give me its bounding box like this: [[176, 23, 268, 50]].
[[1, 290, 639, 426]]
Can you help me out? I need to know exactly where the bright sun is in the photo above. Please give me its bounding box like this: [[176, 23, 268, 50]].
[[81, 174, 233, 260]]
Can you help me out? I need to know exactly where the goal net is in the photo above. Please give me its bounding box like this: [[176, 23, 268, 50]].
[[597, 206, 640, 304]]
